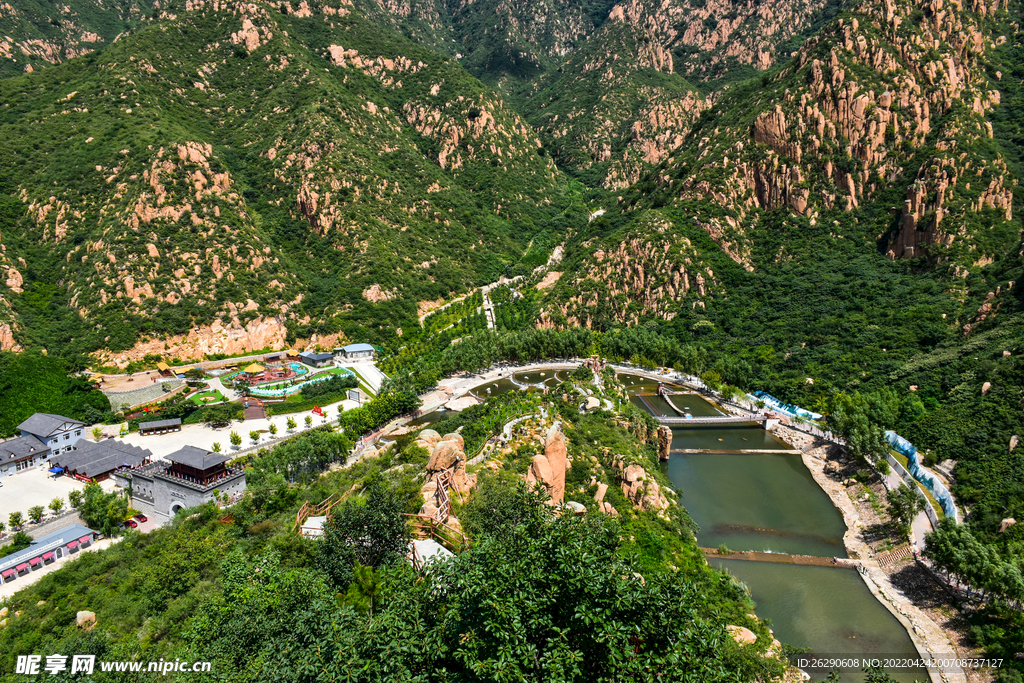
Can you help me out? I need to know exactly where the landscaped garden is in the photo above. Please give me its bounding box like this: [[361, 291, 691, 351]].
[[189, 389, 227, 405]]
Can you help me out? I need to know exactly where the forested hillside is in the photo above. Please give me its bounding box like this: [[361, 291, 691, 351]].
[[0, 0, 155, 78], [0, 0, 580, 362]]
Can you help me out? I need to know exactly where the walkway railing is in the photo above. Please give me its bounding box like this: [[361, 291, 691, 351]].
[[404, 514, 468, 553]]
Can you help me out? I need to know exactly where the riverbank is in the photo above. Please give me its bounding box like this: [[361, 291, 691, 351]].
[[773, 425, 976, 683]]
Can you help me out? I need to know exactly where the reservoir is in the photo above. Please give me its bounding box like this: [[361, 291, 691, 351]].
[[619, 374, 927, 682]]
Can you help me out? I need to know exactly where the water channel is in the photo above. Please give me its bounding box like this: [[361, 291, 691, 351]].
[[617, 373, 927, 682]]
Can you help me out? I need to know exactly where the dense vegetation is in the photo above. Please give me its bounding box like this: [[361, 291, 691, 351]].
[[0, 352, 112, 437], [0, 421, 780, 682]]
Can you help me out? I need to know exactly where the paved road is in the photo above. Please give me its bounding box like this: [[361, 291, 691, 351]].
[[881, 468, 933, 549]]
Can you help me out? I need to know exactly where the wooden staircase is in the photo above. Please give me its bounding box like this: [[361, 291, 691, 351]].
[[405, 513, 468, 554], [434, 469, 453, 523]]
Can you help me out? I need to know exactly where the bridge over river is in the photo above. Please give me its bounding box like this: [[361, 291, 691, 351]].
[[635, 392, 770, 425], [656, 414, 767, 425]]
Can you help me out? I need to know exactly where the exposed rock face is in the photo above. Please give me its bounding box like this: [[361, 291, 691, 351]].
[[91, 317, 348, 367], [555, 0, 1021, 287], [540, 214, 722, 328], [76, 611, 97, 629], [524, 424, 567, 504], [999, 518, 1016, 533], [657, 426, 672, 461], [1010, 435, 1019, 453], [418, 430, 475, 519], [0, 0, 569, 356]]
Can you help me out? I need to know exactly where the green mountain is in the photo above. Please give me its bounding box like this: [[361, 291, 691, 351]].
[[0, 0, 579, 362], [0, 0, 155, 78]]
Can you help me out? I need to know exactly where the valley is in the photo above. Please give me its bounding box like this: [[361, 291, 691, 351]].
[[0, 0, 1023, 678]]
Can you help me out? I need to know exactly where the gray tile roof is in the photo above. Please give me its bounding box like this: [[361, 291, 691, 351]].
[[138, 418, 182, 430], [166, 445, 230, 471], [0, 435, 48, 463], [50, 440, 151, 478], [17, 413, 86, 438], [299, 351, 334, 362], [343, 343, 375, 353]]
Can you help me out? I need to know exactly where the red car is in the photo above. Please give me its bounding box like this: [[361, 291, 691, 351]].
[[125, 519, 138, 528], [134, 514, 148, 523]]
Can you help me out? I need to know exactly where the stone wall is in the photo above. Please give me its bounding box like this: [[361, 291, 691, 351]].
[[0, 510, 86, 549], [102, 380, 184, 410]]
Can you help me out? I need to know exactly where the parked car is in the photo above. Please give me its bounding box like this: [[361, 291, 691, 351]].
[[124, 519, 138, 529], [134, 514, 148, 523]]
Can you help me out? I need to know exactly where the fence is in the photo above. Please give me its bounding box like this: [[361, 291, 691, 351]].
[[404, 514, 468, 553], [885, 431, 961, 522], [885, 453, 942, 527]]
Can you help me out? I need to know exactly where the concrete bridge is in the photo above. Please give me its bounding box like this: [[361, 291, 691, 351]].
[[656, 414, 767, 425]]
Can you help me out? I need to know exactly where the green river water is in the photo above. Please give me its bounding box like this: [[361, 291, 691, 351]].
[[615, 374, 928, 682]]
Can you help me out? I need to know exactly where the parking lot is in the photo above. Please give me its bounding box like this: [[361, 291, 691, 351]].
[[0, 467, 114, 531]]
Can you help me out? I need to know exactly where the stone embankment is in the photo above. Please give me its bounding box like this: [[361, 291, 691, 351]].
[[773, 425, 968, 683]]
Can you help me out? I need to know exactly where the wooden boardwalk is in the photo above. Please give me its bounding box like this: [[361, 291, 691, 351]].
[[701, 548, 858, 569]]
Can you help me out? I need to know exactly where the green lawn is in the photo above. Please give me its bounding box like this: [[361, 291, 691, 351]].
[[189, 389, 226, 405]]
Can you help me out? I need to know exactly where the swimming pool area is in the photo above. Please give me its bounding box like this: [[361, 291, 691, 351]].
[[249, 367, 354, 397]]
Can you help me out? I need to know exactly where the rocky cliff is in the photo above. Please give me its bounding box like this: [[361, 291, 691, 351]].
[[0, 0, 572, 357], [0, 0, 155, 78]]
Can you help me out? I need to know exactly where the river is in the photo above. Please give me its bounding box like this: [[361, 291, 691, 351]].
[[618, 374, 927, 683]]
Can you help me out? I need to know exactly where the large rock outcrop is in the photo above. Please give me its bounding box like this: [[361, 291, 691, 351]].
[[657, 426, 672, 461], [524, 424, 567, 504], [613, 456, 672, 513], [417, 430, 476, 520]]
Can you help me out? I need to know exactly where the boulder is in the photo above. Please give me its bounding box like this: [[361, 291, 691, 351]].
[[418, 429, 442, 448], [543, 425, 567, 504], [620, 463, 670, 513], [726, 625, 757, 645], [982, 381, 992, 395], [0, 607, 7, 618], [1011, 435, 1019, 452], [36, 601, 45, 606], [526, 455, 554, 490], [427, 440, 462, 472], [443, 433, 465, 451], [1000, 518, 1016, 533], [564, 501, 586, 515], [657, 426, 671, 461], [77, 611, 96, 629], [600, 501, 618, 516]]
